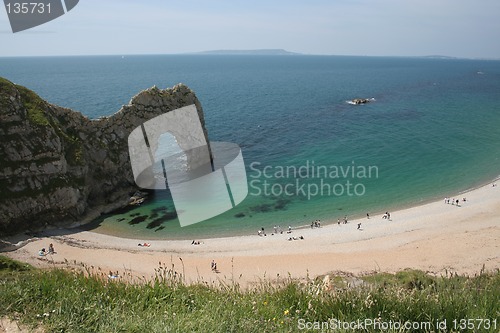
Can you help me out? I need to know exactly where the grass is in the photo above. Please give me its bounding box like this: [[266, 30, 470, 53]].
[[17, 85, 51, 127], [0, 256, 498, 332], [0, 255, 32, 275]]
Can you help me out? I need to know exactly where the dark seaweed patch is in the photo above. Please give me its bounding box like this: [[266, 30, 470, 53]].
[[234, 212, 246, 218], [250, 198, 290, 213], [274, 198, 291, 210], [146, 211, 177, 229], [250, 203, 273, 213], [152, 206, 168, 213], [128, 215, 147, 225]]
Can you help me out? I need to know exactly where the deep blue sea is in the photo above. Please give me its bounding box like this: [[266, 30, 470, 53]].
[[1, 55, 500, 239]]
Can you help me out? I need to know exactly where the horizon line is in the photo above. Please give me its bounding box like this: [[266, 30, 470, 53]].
[[0, 51, 498, 61]]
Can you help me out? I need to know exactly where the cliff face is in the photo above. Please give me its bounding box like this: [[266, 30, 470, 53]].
[[0, 77, 207, 236]]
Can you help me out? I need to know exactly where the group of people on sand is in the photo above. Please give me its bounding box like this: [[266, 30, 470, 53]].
[[273, 225, 284, 234], [258, 225, 293, 236], [444, 197, 466, 206], [137, 242, 151, 247], [38, 243, 55, 256], [337, 216, 348, 225], [108, 271, 120, 279], [311, 220, 321, 228]]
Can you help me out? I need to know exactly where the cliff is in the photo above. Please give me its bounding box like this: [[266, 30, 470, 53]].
[[0, 77, 208, 236]]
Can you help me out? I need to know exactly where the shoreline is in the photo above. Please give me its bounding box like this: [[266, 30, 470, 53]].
[[80, 174, 500, 241], [2, 179, 499, 286]]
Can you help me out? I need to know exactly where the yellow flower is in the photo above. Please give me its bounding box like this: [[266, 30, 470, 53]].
[[284, 309, 290, 315]]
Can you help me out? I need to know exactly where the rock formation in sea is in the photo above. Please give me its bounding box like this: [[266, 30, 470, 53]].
[[0, 77, 208, 236]]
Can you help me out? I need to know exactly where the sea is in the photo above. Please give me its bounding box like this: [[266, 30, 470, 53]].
[[1, 55, 500, 240]]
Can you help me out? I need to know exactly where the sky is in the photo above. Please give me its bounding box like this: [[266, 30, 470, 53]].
[[0, 0, 499, 58]]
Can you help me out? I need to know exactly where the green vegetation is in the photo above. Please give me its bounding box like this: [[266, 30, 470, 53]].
[[0, 256, 498, 332], [17, 85, 51, 127], [1, 78, 85, 166], [0, 255, 32, 275], [0, 77, 19, 109]]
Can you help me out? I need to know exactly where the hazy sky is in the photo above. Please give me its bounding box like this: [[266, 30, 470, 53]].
[[1, 0, 499, 58]]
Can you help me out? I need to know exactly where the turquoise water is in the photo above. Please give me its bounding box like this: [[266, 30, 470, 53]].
[[1, 55, 500, 239]]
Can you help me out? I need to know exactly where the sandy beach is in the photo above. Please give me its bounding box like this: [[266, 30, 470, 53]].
[[2, 181, 499, 286]]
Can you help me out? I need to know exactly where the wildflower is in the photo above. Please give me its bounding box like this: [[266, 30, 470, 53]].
[[263, 301, 268, 306], [364, 294, 374, 308], [284, 309, 290, 316]]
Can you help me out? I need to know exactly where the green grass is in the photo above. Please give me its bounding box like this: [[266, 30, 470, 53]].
[[17, 85, 51, 127], [0, 255, 33, 275], [0, 256, 498, 332]]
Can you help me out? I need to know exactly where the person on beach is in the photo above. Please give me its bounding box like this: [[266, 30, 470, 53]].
[[38, 248, 46, 256], [366, 213, 370, 219], [357, 223, 361, 230], [48, 243, 55, 254], [211, 260, 217, 272], [337, 218, 340, 225], [108, 271, 120, 279], [456, 199, 460, 206]]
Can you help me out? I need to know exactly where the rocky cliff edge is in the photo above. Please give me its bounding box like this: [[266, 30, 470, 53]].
[[0, 77, 208, 236]]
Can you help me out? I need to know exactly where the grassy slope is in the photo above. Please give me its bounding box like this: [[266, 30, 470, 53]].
[[0, 255, 498, 332]]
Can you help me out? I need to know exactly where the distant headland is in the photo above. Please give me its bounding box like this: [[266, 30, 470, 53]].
[[194, 49, 301, 56]]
